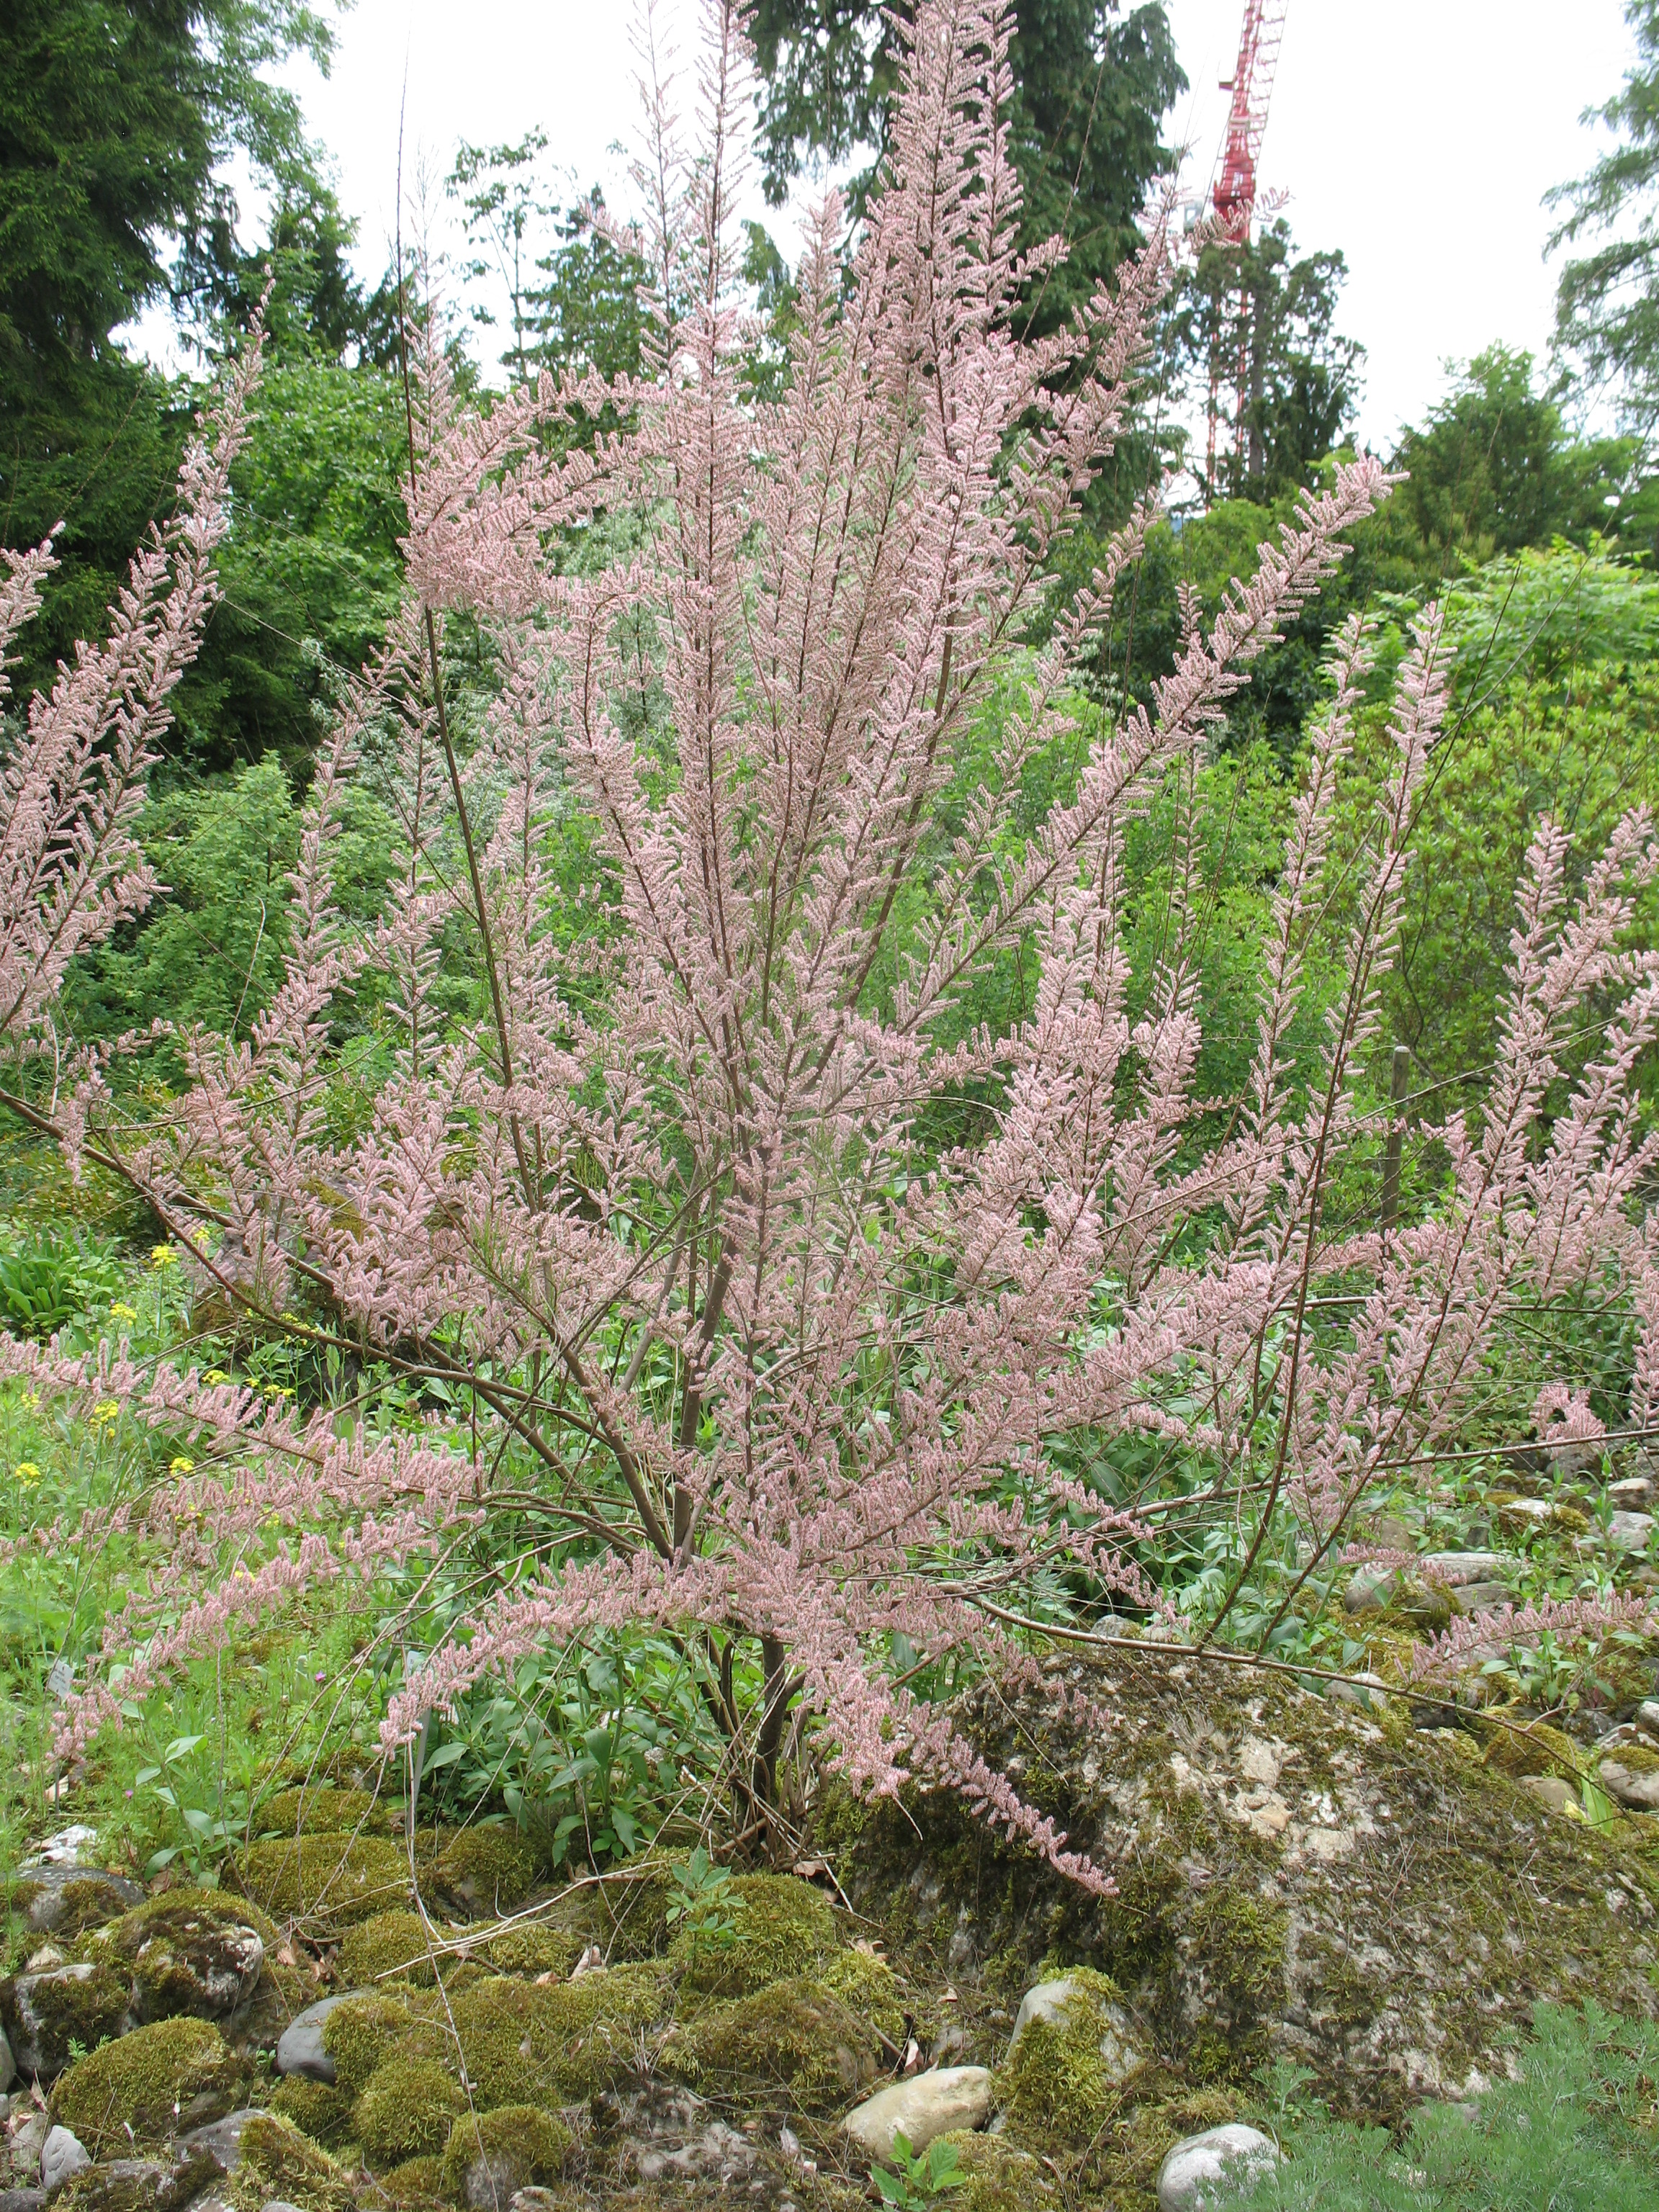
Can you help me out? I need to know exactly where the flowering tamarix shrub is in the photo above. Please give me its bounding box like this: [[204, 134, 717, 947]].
[[4, 0, 1658, 1887]]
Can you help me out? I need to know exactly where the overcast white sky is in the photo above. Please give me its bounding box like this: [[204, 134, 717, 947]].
[[261, 0, 1640, 450]]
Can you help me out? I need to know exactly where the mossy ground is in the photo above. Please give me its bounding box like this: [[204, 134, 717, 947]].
[[664, 1975, 881, 2109], [354, 2055, 467, 2165], [225, 2112, 354, 2212], [439, 2104, 576, 2200], [228, 1833, 410, 1928], [338, 1910, 439, 1987], [261, 1784, 391, 1837]]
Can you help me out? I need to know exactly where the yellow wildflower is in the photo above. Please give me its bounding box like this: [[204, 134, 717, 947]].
[[203, 1370, 228, 1386], [170, 1457, 194, 1476], [14, 1463, 40, 1485], [91, 1399, 120, 1427], [150, 1246, 177, 1269], [109, 1301, 138, 1324]]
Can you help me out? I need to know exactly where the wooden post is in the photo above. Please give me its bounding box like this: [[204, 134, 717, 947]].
[[1380, 1043, 1410, 1234]]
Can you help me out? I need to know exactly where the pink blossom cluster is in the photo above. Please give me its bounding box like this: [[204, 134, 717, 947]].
[[3, 0, 1657, 1881]]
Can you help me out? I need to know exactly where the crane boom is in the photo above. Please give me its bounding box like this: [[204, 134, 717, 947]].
[[1205, 0, 1289, 500], [1213, 0, 1287, 245]]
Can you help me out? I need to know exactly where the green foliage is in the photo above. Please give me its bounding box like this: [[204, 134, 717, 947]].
[[418, 1631, 725, 1874], [65, 757, 396, 1058], [1176, 220, 1364, 505], [663, 1845, 743, 1970], [1550, 1, 1659, 449], [1236, 2005, 1659, 2209], [873, 2129, 967, 2211], [1389, 347, 1632, 574], [0, 1, 336, 685], [747, 0, 1184, 329], [0, 1225, 124, 1338]]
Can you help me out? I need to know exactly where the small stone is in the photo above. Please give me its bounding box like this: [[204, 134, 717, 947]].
[[1449, 1581, 1511, 1617], [1608, 1475, 1653, 1510], [0, 2027, 14, 2093], [19, 1830, 98, 1870], [1635, 1699, 1659, 1740], [1342, 1566, 1396, 1612], [0, 2193, 45, 2212], [1327, 1671, 1386, 1710], [1597, 1759, 1659, 1810], [1519, 1774, 1577, 1814], [1609, 1511, 1655, 1550], [10, 2113, 48, 2180], [259, 2202, 307, 2212], [1156, 2123, 1281, 2211], [274, 1993, 357, 2082], [179, 2110, 268, 2175], [841, 2067, 994, 2159], [37, 2127, 89, 2195], [1419, 1552, 1507, 1586]]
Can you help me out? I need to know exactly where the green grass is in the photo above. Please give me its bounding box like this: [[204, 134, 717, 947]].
[[1238, 2005, 1659, 2209]]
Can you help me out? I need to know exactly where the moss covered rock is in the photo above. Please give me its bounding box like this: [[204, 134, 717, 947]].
[[999, 1969, 1146, 2144], [1477, 1709, 1583, 1781], [449, 1967, 664, 2105], [338, 1911, 437, 1989], [377, 2154, 446, 2205], [439, 2106, 575, 2206], [54, 2154, 219, 2212], [420, 1827, 540, 1919], [269, 2073, 356, 2149], [821, 1946, 906, 2047], [50, 2020, 251, 2155], [101, 1894, 265, 2024], [937, 2131, 1058, 2212], [319, 1991, 442, 2099], [469, 1923, 582, 1980], [227, 1834, 408, 1928], [1, 1961, 131, 2077], [664, 1977, 881, 2108], [837, 1658, 1659, 2127], [258, 1784, 390, 1837], [222, 2112, 352, 2212], [4, 1868, 144, 1941], [670, 1873, 836, 2000], [354, 2056, 467, 2167], [577, 1851, 681, 1959]]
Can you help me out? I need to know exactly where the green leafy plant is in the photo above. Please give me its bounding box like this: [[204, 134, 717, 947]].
[[132, 1732, 248, 1878], [664, 1846, 744, 1966], [871, 2131, 966, 2211], [0, 1226, 124, 1339]]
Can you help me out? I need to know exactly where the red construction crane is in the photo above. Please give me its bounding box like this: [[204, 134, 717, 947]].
[[1205, 0, 1289, 500]]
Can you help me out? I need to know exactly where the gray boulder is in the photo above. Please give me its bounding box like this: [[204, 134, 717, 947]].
[[1, 1966, 131, 2078], [274, 1993, 356, 2082], [3, 1869, 143, 1940], [178, 2111, 269, 2176], [1156, 2123, 1280, 2211], [0, 2026, 14, 2092]]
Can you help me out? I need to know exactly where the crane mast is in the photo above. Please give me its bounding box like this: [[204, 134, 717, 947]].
[[1205, 0, 1288, 501]]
